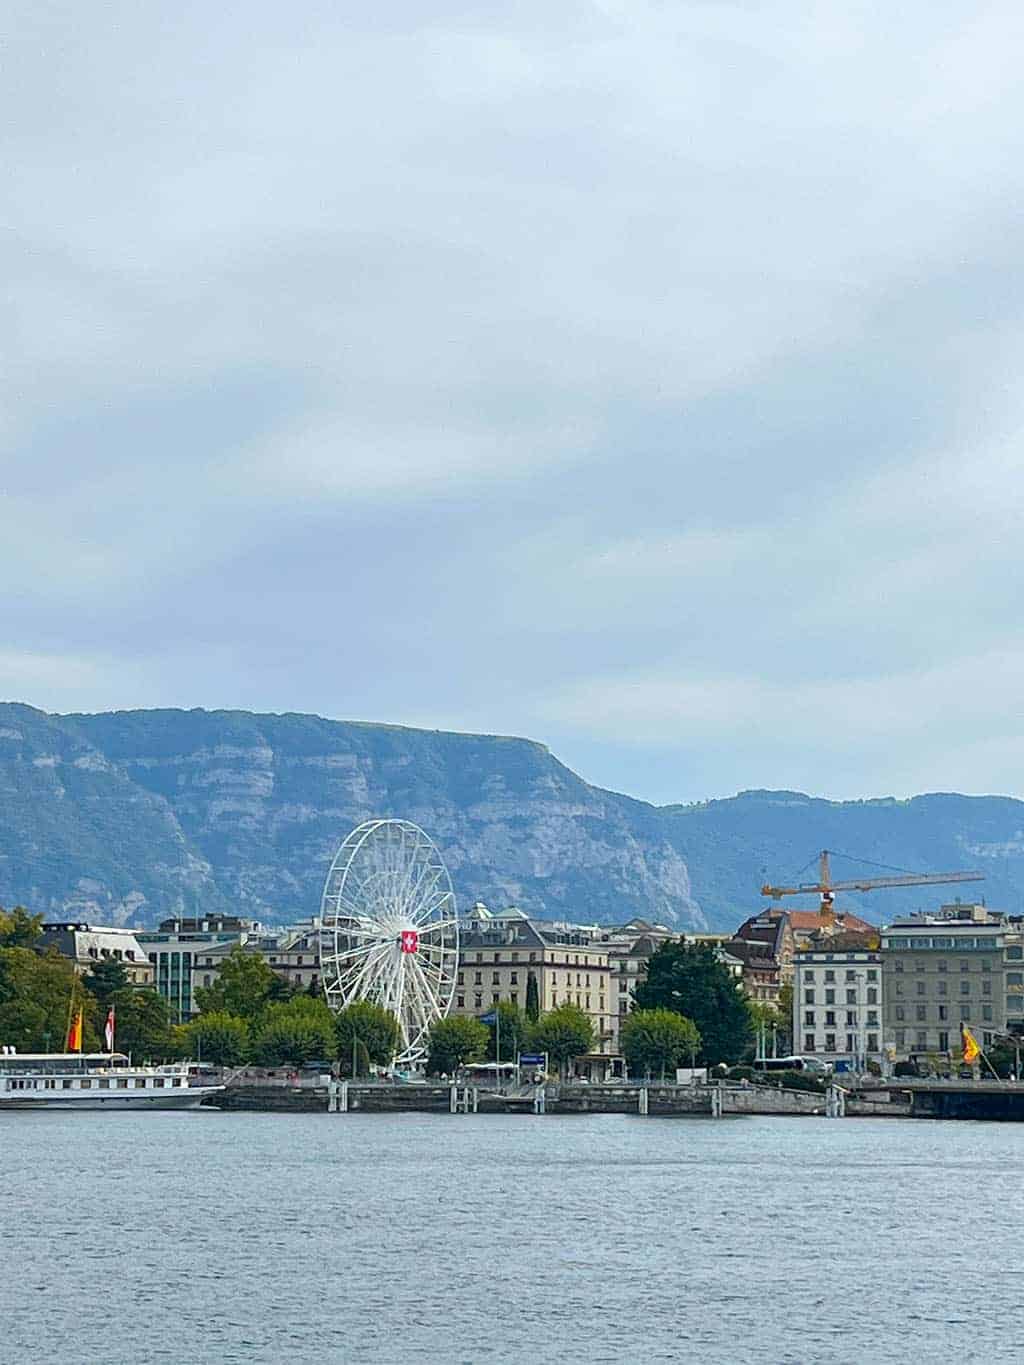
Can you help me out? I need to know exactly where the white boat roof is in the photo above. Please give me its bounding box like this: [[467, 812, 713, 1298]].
[[0, 1052, 131, 1062]]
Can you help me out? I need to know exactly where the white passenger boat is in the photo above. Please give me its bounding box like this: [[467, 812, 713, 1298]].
[[0, 1049, 223, 1110]]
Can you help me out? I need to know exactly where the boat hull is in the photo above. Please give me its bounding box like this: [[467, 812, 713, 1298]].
[[0, 1086, 223, 1111]]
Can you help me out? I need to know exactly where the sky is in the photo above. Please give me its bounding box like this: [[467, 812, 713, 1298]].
[[4, 1, 1024, 806]]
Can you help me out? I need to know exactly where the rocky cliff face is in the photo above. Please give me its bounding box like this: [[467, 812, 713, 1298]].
[[4, 705, 1023, 931], [0, 705, 703, 929]]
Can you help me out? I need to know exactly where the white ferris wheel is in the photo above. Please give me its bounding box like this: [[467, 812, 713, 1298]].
[[318, 819, 459, 1065]]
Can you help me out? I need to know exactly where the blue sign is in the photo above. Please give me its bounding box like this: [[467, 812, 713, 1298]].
[[519, 1053, 546, 1066]]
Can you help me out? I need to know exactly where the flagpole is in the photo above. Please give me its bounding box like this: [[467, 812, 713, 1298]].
[[979, 1045, 1002, 1082], [64, 979, 75, 1054]]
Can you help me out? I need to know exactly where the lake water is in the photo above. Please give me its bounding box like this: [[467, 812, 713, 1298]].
[[3, 1110, 1022, 1363]]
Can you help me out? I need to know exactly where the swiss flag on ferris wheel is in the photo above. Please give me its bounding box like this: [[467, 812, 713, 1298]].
[[400, 930, 419, 954]]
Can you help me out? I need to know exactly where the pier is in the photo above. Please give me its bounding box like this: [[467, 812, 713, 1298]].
[[208, 1076, 873, 1118]]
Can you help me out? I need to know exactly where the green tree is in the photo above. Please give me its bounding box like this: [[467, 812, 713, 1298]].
[[0, 946, 90, 1052], [775, 983, 794, 1053], [108, 987, 175, 1060], [525, 972, 540, 1023], [746, 1000, 786, 1061], [267, 972, 298, 1006], [180, 1010, 250, 1067], [194, 945, 281, 1023], [484, 1001, 531, 1064], [0, 906, 43, 948], [252, 997, 337, 1067], [426, 1015, 489, 1075], [620, 1008, 701, 1081], [532, 1004, 595, 1078], [334, 1001, 400, 1074], [83, 958, 130, 1010], [634, 940, 752, 1066]]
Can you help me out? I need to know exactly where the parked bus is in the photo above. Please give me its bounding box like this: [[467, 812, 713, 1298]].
[[753, 1055, 832, 1075]]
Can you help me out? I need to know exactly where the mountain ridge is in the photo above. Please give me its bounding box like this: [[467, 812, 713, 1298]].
[[1, 702, 1022, 931]]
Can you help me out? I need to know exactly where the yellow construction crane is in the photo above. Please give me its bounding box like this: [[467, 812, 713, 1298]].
[[761, 849, 985, 922]]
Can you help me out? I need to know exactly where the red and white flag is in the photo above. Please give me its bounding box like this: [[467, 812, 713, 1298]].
[[400, 930, 419, 954], [104, 1007, 115, 1052]]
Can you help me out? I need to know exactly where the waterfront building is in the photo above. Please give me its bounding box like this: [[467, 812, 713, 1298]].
[[793, 933, 882, 1067], [452, 903, 620, 1078], [140, 915, 325, 1021], [593, 918, 675, 1035], [731, 907, 876, 1000], [727, 938, 782, 1004], [188, 921, 323, 999], [881, 904, 1007, 1061], [261, 920, 322, 994], [1005, 919, 1024, 1034], [39, 922, 154, 987], [137, 915, 263, 1021], [732, 911, 796, 994]]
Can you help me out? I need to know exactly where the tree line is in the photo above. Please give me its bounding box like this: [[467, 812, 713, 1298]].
[[1, 907, 785, 1075]]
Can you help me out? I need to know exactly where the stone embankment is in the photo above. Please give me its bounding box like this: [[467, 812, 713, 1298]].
[[206, 1079, 912, 1118]]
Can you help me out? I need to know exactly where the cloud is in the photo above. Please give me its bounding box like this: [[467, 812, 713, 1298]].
[[3, 2, 1024, 805], [532, 645, 1024, 798]]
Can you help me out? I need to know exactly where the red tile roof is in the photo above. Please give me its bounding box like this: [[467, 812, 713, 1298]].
[[786, 909, 874, 932]]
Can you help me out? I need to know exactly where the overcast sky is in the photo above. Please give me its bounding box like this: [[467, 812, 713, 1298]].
[[4, 2, 1024, 805]]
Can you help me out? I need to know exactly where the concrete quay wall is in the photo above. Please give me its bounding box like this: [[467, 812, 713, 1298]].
[[552, 1085, 710, 1115], [212, 1084, 327, 1112], [207, 1081, 841, 1117], [724, 1086, 825, 1116]]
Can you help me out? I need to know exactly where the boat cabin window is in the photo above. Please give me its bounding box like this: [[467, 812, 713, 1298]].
[[0, 1054, 130, 1077]]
